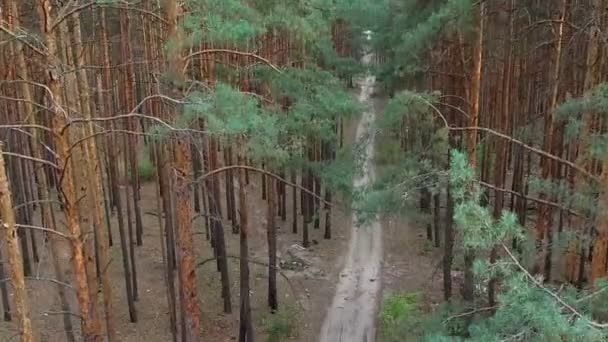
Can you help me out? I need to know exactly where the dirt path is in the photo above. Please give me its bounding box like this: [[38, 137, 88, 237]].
[[319, 66, 383, 342]]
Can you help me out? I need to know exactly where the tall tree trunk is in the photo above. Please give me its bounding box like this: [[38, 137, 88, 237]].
[[579, 0, 605, 285], [267, 177, 278, 311], [292, 171, 298, 234], [462, 1, 485, 305], [0, 143, 33, 342], [238, 147, 254, 342], [6, 1, 75, 337], [433, 193, 440, 247], [489, 0, 515, 305], [166, 2, 202, 340], [36, 1, 101, 339], [71, 11, 117, 339]]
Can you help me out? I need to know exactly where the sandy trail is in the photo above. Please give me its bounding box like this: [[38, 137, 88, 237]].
[[319, 59, 382, 342]]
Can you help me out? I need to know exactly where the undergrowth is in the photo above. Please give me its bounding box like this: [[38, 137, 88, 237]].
[[375, 136, 402, 166], [262, 305, 300, 342], [379, 292, 423, 341]]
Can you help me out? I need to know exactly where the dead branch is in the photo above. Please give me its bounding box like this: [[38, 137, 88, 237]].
[[477, 181, 581, 217], [0, 152, 59, 169], [0, 276, 74, 291], [197, 255, 305, 310], [0, 25, 46, 56], [418, 97, 598, 182], [12, 199, 62, 211], [193, 165, 333, 208], [453, 127, 597, 182], [443, 305, 498, 324], [184, 49, 282, 74], [15, 224, 71, 240]]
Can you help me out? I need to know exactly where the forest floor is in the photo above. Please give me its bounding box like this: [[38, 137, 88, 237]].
[[0, 120, 360, 342], [0, 67, 445, 342], [372, 87, 448, 340]]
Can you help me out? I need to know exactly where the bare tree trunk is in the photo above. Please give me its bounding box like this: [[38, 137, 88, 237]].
[[433, 193, 440, 247], [0, 143, 33, 342], [36, 1, 101, 339], [118, 8, 144, 247], [165, 2, 202, 339], [71, 11, 117, 339], [292, 171, 298, 234], [462, 1, 485, 306], [267, 178, 278, 311], [238, 145, 254, 342]]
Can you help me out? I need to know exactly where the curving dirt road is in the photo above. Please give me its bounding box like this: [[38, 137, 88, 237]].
[[319, 61, 382, 342]]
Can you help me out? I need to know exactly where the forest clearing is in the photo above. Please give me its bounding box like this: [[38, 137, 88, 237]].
[[2, 0, 608, 341]]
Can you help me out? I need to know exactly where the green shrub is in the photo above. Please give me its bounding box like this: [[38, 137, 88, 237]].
[[262, 305, 299, 342], [379, 292, 422, 341], [376, 138, 402, 165]]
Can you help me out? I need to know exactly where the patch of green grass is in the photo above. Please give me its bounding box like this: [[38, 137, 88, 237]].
[[137, 145, 155, 182], [379, 292, 422, 342], [262, 305, 300, 342], [422, 239, 434, 253]]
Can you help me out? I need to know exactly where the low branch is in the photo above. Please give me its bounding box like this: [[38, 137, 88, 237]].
[[0, 80, 67, 118], [0, 25, 46, 56], [0, 152, 59, 170], [52, 2, 169, 30], [477, 181, 581, 217], [13, 199, 62, 211], [8, 128, 59, 159], [15, 224, 71, 240], [62, 113, 206, 137], [0, 124, 54, 134], [0, 276, 74, 291], [419, 98, 598, 182], [452, 127, 598, 182], [52, 1, 95, 30], [443, 305, 498, 324], [184, 49, 282, 74], [0, 95, 53, 112], [193, 165, 332, 207]]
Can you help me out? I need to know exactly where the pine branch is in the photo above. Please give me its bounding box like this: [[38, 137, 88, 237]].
[[501, 243, 608, 329]]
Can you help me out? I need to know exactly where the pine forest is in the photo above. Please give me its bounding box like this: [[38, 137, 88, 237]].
[[1, 0, 608, 341]]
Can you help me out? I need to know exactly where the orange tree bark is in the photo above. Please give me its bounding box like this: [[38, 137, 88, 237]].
[[35, 1, 100, 340], [574, 0, 605, 285], [70, 11, 116, 340], [165, 1, 202, 339], [0, 143, 33, 342], [6, 1, 76, 338], [462, 1, 484, 305], [534, 0, 567, 278]]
